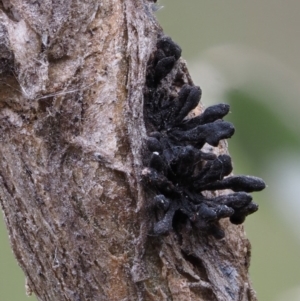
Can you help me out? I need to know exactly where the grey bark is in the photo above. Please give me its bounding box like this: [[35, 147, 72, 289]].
[[0, 1, 257, 300]]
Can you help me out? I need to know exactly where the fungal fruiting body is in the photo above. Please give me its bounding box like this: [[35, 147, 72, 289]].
[[142, 35, 265, 239]]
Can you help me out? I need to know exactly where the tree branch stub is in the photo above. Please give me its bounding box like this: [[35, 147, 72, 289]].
[[0, 1, 260, 300]]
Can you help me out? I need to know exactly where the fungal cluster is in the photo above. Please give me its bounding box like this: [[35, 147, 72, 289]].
[[142, 35, 265, 239]]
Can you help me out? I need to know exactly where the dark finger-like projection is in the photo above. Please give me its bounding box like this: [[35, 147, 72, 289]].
[[142, 34, 266, 239]]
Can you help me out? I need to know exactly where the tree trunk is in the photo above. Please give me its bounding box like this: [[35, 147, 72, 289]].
[[0, 1, 257, 300]]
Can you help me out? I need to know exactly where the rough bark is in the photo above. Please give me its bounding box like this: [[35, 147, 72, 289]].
[[0, 1, 257, 300]]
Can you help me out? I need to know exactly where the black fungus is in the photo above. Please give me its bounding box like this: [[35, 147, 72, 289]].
[[142, 35, 265, 239]]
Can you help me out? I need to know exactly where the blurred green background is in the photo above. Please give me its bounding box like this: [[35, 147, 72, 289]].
[[1, 1, 300, 300]]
